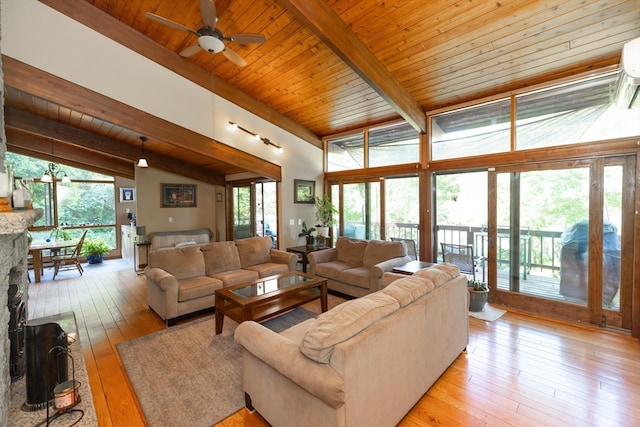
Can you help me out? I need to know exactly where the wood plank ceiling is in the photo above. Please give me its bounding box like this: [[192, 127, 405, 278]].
[[3, 0, 639, 181]]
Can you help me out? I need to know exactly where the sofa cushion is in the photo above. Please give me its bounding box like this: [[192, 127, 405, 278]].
[[246, 262, 290, 278], [414, 263, 460, 287], [177, 276, 223, 302], [362, 240, 406, 267], [381, 276, 435, 307], [314, 261, 352, 281], [236, 236, 273, 268], [148, 246, 205, 280], [211, 269, 260, 287], [200, 241, 241, 275], [335, 237, 368, 266], [300, 292, 400, 363], [339, 267, 371, 289]]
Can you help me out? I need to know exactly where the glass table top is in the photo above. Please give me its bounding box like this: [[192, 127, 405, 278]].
[[230, 273, 315, 298]]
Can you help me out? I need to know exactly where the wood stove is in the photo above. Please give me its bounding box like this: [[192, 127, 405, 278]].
[[7, 283, 26, 382]]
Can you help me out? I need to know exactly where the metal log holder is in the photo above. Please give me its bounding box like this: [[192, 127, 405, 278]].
[[41, 345, 84, 427]]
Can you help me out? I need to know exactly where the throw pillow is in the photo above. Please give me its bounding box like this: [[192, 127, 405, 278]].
[[335, 237, 368, 266], [362, 239, 406, 267]]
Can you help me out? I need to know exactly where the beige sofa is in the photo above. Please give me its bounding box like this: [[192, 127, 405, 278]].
[[147, 228, 213, 252], [145, 236, 297, 325], [235, 263, 468, 427], [308, 237, 411, 297]]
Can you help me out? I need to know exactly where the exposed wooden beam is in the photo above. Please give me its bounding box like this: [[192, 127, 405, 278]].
[[278, 0, 426, 134], [6, 128, 135, 179], [3, 55, 282, 182], [37, 0, 322, 148], [5, 108, 225, 185]]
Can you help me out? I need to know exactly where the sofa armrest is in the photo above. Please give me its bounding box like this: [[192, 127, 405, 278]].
[[308, 248, 337, 274], [145, 267, 179, 293], [370, 255, 412, 278], [269, 249, 297, 271], [235, 321, 345, 408]]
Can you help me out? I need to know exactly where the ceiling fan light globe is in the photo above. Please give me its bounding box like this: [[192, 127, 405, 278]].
[[137, 158, 149, 168], [199, 35, 224, 53]]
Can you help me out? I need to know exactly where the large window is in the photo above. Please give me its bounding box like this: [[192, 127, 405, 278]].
[[430, 72, 640, 161], [326, 122, 419, 172], [515, 73, 640, 149], [431, 98, 511, 160], [6, 153, 117, 247]]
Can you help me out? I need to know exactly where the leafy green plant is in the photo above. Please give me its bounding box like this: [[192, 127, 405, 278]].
[[298, 221, 316, 237], [50, 226, 72, 241], [82, 239, 111, 257], [314, 194, 338, 227], [468, 279, 488, 291]]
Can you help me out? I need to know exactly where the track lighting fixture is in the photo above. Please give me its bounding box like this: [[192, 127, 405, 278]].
[[228, 121, 284, 153]]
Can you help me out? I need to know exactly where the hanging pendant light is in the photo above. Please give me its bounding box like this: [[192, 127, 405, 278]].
[[137, 136, 149, 168], [40, 163, 71, 183]]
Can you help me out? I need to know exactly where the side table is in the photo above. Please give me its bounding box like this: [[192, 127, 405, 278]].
[[392, 260, 435, 275], [286, 244, 330, 273], [135, 241, 151, 274]]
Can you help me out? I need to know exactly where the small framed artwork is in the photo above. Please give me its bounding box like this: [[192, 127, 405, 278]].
[[120, 187, 135, 202], [294, 179, 315, 204], [161, 183, 197, 208]]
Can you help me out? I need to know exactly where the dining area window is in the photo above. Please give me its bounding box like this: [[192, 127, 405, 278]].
[[6, 153, 117, 248]]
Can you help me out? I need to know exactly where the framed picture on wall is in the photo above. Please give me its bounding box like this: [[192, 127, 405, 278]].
[[119, 187, 135, 202], [161, 183, 197, 208], [294, 179, 315, 204]]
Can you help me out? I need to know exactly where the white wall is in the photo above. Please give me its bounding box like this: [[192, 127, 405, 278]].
[[1, 0, 323, 248]]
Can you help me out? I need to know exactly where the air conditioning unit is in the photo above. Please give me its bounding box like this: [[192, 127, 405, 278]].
[[613, 37, 640, 109]]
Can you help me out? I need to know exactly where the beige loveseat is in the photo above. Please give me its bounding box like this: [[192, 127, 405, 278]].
[[145, 236, 297, 325], [235, 263, 468, 427], [308, 236, 411, 297]]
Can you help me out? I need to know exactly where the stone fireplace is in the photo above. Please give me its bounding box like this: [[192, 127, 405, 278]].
[[1, 210, 41, 426]]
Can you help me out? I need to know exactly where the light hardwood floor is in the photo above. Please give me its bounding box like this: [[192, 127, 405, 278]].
[[23, 262, 640, 427]]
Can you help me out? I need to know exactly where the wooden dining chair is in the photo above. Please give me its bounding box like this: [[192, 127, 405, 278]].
[[52, 230, 87, 279]]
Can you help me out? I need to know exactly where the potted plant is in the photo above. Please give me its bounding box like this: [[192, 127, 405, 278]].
[[82, 239, 111, 264], [298, 221, 316, 245], [314, 194, 338, 237], [50, 226, 72, 242], [467, 279, 489, 312]]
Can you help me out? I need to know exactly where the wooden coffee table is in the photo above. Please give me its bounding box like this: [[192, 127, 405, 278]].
[[214, 271, 328, 334]]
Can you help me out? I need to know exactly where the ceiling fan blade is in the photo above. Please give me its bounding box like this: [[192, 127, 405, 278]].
[[179, 44, 203, 57], [222, 47, 248, 67], [226, 34, 267, 45], [200, 0, 218, 28], [146, 12, 198, 36]]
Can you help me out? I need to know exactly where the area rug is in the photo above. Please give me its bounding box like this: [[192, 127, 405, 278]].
[[116, 308, 318, 427], [468, 304, 507, 321]]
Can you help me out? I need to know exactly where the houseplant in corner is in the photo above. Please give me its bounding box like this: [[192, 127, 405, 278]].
[[298, 221, 316, 245], [82, 239, 111, 264], [467, 279, 489, 312], [314, 194, 338, 237]]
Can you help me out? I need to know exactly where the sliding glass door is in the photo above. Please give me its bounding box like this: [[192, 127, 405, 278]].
[[230, 180, 278, 247], [492, 156, 633, 329]]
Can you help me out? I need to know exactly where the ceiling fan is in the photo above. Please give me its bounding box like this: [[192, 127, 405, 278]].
[[145, 0, 266, 67]]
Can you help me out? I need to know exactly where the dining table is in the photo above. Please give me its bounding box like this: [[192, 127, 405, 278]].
[[28, 240, 78, 283]]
